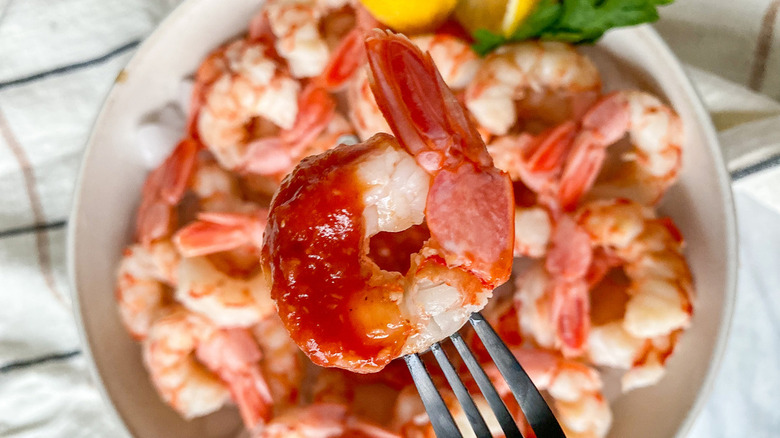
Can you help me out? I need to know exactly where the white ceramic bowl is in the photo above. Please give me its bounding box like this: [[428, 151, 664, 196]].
[[67, 0, 737, 436]]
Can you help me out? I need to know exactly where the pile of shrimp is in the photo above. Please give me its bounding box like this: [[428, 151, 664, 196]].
[[116, 1, 693, 437]]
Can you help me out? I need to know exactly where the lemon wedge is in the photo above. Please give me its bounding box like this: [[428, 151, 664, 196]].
[[359, 0, 458, 34], [455, 0, 538, 37]]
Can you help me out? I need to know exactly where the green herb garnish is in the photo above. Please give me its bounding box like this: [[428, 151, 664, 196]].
[[473, 0, 674, 56]]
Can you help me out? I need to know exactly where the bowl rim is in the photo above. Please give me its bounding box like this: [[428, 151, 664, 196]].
[[66, 1, 738, 436]]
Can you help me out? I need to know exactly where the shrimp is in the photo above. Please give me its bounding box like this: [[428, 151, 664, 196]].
[[465, 41, 601, 136], [318, 3, 381, 90], [254, 403, 400, 438], [143, 309, 273, 427], [252, 314, 306, 410], [513, 349, 612, 438], [190, 158, 259, 214], [262, 31, 514, 372], [513, 214, 594, 358], [577, 199, 693, 392], [348, 33, 482, 141], [240, 105, 353, 180], [392, 386, 503, 438], [263, 0, 352, 79], [135, 139, 199, 246], [172, 211, 274, 328], [558, 91, 684, 207], [115, 240, 179, 340], [486, 122, 582, 257], [194, 39, 336, 174]]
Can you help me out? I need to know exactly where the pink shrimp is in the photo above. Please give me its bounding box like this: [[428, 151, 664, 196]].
[[513, 349, 612, 438], [514, 214, 594, 358], [558, 91, 684, 207], [465, 41, 601, 137], [262, 31, 514, 373], [240, 83, 338, 178], [172, 211, 274, 328], [255, 403, 400, 438], [135, 139, 199, 246], [143, 309, 273, 428], [115, 240, 179, 340], [318, 3, 380, 91], [578, 199, 693, 392]]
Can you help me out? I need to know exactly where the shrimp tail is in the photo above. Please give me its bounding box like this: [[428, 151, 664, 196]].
[[558, 92, 630, 209], [365, 30, 514, 285], [136, 139, 199, 246], [196, 328, 273, 428], [546, 215, 593, 356], [551, 280, 590, 358], [174, 211, 267, 257], [365, 30, 491, 171]]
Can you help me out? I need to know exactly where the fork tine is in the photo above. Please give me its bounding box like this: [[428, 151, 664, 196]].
[[450, 333, 524, 438], [430, 343, 493, 438], [469, 313, 566, 438], [403, 353, 463, 438]]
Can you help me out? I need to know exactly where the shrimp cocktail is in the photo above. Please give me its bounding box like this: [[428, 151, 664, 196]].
[[115, 1, 690, 436]]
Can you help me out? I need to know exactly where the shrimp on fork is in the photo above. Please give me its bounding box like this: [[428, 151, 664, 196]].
[[348, 33, 482, 141], [262, 31, 514, 373]]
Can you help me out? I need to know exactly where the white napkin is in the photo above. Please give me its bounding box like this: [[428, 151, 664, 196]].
[[0, 0, 779, 436]]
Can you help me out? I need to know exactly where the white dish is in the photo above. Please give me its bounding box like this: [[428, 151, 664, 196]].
[[67, 0, 737, 436]]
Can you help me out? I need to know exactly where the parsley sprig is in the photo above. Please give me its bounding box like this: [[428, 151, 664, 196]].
[[473, 0, 674, 56]]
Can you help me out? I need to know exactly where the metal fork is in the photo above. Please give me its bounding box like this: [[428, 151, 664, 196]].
[[404, 313, 566, 438]]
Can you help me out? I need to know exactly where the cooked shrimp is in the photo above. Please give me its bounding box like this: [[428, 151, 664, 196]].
[[514, 349, 612, 438], [465, 42, 601, 136], [194, 38, 310, 171], [559, 91, 684, 207], [143, 309, 273, 427], [514, 215, 594, 358], [135, 139, 199, 246], [319, 3, 380, 90], [348, 33, 482, 141], [190, 158, 259, 214], [262, 31, 514, 372], [264, 0, 352, 78], [486, 123, 580, 257], [255, 403, 400, 438], [115, 240, 179, 340], [241, 103, 353, 180], [172, 212, 274, 328], [393, 385, 503, 438], [252, 314, 305, 410], [578, 199, 693, 392]]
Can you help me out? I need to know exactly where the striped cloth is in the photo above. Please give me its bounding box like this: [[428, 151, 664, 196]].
[[0, 0, 778, 436]]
